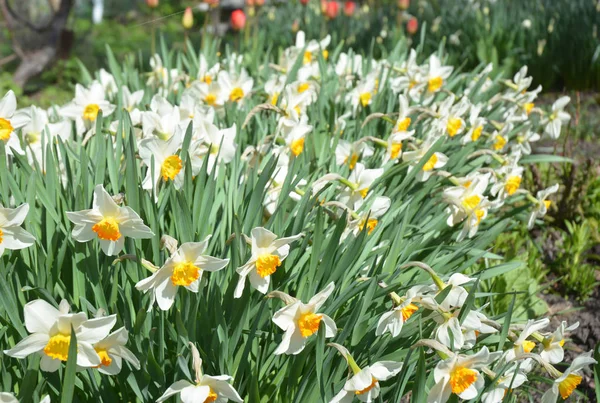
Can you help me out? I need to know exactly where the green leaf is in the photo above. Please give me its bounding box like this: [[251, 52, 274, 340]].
[[61, 326, 78, 403]]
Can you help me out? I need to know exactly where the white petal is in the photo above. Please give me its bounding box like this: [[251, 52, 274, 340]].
[[3, 333, 49, 358], [369, 361, 403, 381], [77, 341, 102, 367], [156, 380, 193, 403], [77, 315, 117, 343], [24, 299, 60, 334]]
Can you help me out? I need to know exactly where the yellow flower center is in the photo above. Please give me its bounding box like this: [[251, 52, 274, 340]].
[[297, 83, 310, 93], [446, 117, 462, 137], [0, 117, 14, 141], [92, 217, 121, 241], [423, 154, 438, 171], [322, 50, 329, 60], [558, 374, 582, 400], [290, 137, 305, 156], [493, 135, 507, 151], [344, 153, 359, 170], [204, 388, 218, 403], [201, 75, 212, 84], [504, 176, 521, 196], [229, 87, 244, 102], [559, 339, 565, 347], [474, 209, 485, 224], [95, 347, 113, 367], [25, 131, 40, 144], [409, 80, 417, 89], [303, 51, 312, 65], [397, 117, 411, 132], [359, 92, 372, 107], [449, 366, 478, 395], [205, 93, 217, 106], [359, 218, 378, 235], [161, 155, 183, 181], [524, 102, 534, 115], [83, 104, 100, 122], [401, 303, 418, 321], [359, 187, 369, 198], [356, 377, 378, 395], [462, 180, 472, 188], [428, 76, 443, 93], [390, 143, 402, 160], [171, 261, 201, 286], [270, 92, 279, 106], [543, 200, 551, 209], [44, 333, 71, 361], [297, 312, 323, 337], [0, 228, 3, 244], [471, 126, 483, 141], [256, 254, 281, 278], [522, 340, 536, 353], [462, 195, 481, 211]]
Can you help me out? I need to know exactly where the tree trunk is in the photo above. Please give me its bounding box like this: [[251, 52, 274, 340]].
[[0, 0, 74, 88]]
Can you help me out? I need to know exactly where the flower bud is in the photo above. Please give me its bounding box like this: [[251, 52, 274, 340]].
[[231, 9, 246, 30], [182, 7, 194, 29], [300, 0, 309, 5], [160, 234, 178, 255], [397, 0, 409, 10], [407, 17, 418, 35], [325, 1, 339, 19], [146, 0, 159, 8], [343, 1, 356, 16]]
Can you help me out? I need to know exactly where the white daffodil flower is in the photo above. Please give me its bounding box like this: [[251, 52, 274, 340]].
[[544, 96, 570, 139], [347, 74, 378, 114], [505, 318, 550, 362], [335, 140, 373, 170], [335, 52, 365, 81], [376, 288, 419, 338], [0, 203, 35, 256], [281, 118, 312, 158], [60, 81, 115, 136], [189, 122, 237, 175], [196, 54, 221, 86], [389, 94, 414, 137], [98, 69, 118, 99], [403, 140, 448, 182], [461, 104, 486, 144], [540, 321, 579, 364], [234, 227, 302, 298], [434, 95, 469, 138], [157, 343, 243, 403], [66, 184, 154, 256], [511, 129, 540, 155], [541, 351, 597, 403], [443, 173, 491, 240], [347, 196, 391, 238], [141, 95, 185, 141], [428, 347, 492, 403], [481, 360, 530, 403], [147, 54, 180, 92], [339, 163, 384, 210], [186, 80, 226, 108], [420, 54, 453, 103], [139, 129, 185, 198], [270, 282, 337, 355], [218, 69, 254, 105], [528, 183, 559, 229], [490, 160, 524, 201], [93, 327, 140, 375], [136, 237, 229, 310], [3, 299, 116, 372], [329, 343, 402, 403], [0, 90, 26, 156]]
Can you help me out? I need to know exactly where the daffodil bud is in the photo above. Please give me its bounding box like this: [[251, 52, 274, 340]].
[[182, 7, 193, 29], [160, 234, 178, 255]]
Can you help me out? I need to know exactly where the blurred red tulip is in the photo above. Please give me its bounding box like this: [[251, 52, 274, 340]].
[[325, 1, 339, 18], [398, 0, 410, 9], [407, 17, 418, 34], [231, 9, 246, 31], [255, 0, 265, 5], [300, 0, 310, 5], [146, 0, 159, 8], [343, 1, 356, 16], [247, 0, 255, 5]]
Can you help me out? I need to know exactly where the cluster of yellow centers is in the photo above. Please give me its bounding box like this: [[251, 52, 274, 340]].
[[205, 388, 219, 402], [83, 104, 100, 122], [95, 347, 113, 367], [523, 102, 534, 115], [161, 155, 183, 181], [0, 228, 3, 244], [359, 92, 372, 108], [290, 137, 305, 156], [446, 118, 463, 137], [359, 218, 378, 235], [201, 75, 212, 84], [256, 254, 281, 278], [355, 377, 378, 395], [229, 87, 244, 102], [423, 154, 438, 171], [44, 333, 71, 361], [297, 82, 310, 94], [171, 261, 201, 286], [297, 312, 323, 337], [521, 340, 536, 353], [359, 187, 369, 198], [504, 176, 521, 196], [471, 125, 483, 142], [0, 117, 14, 141], [449, 366, 478, 395], [400, 303, 419, 321], [428, 76, 443, 93], [462, 195, 481, 211], [92, 217, 121, 241], [390, 143, 402, 160], [558, 374, 582, 400]]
